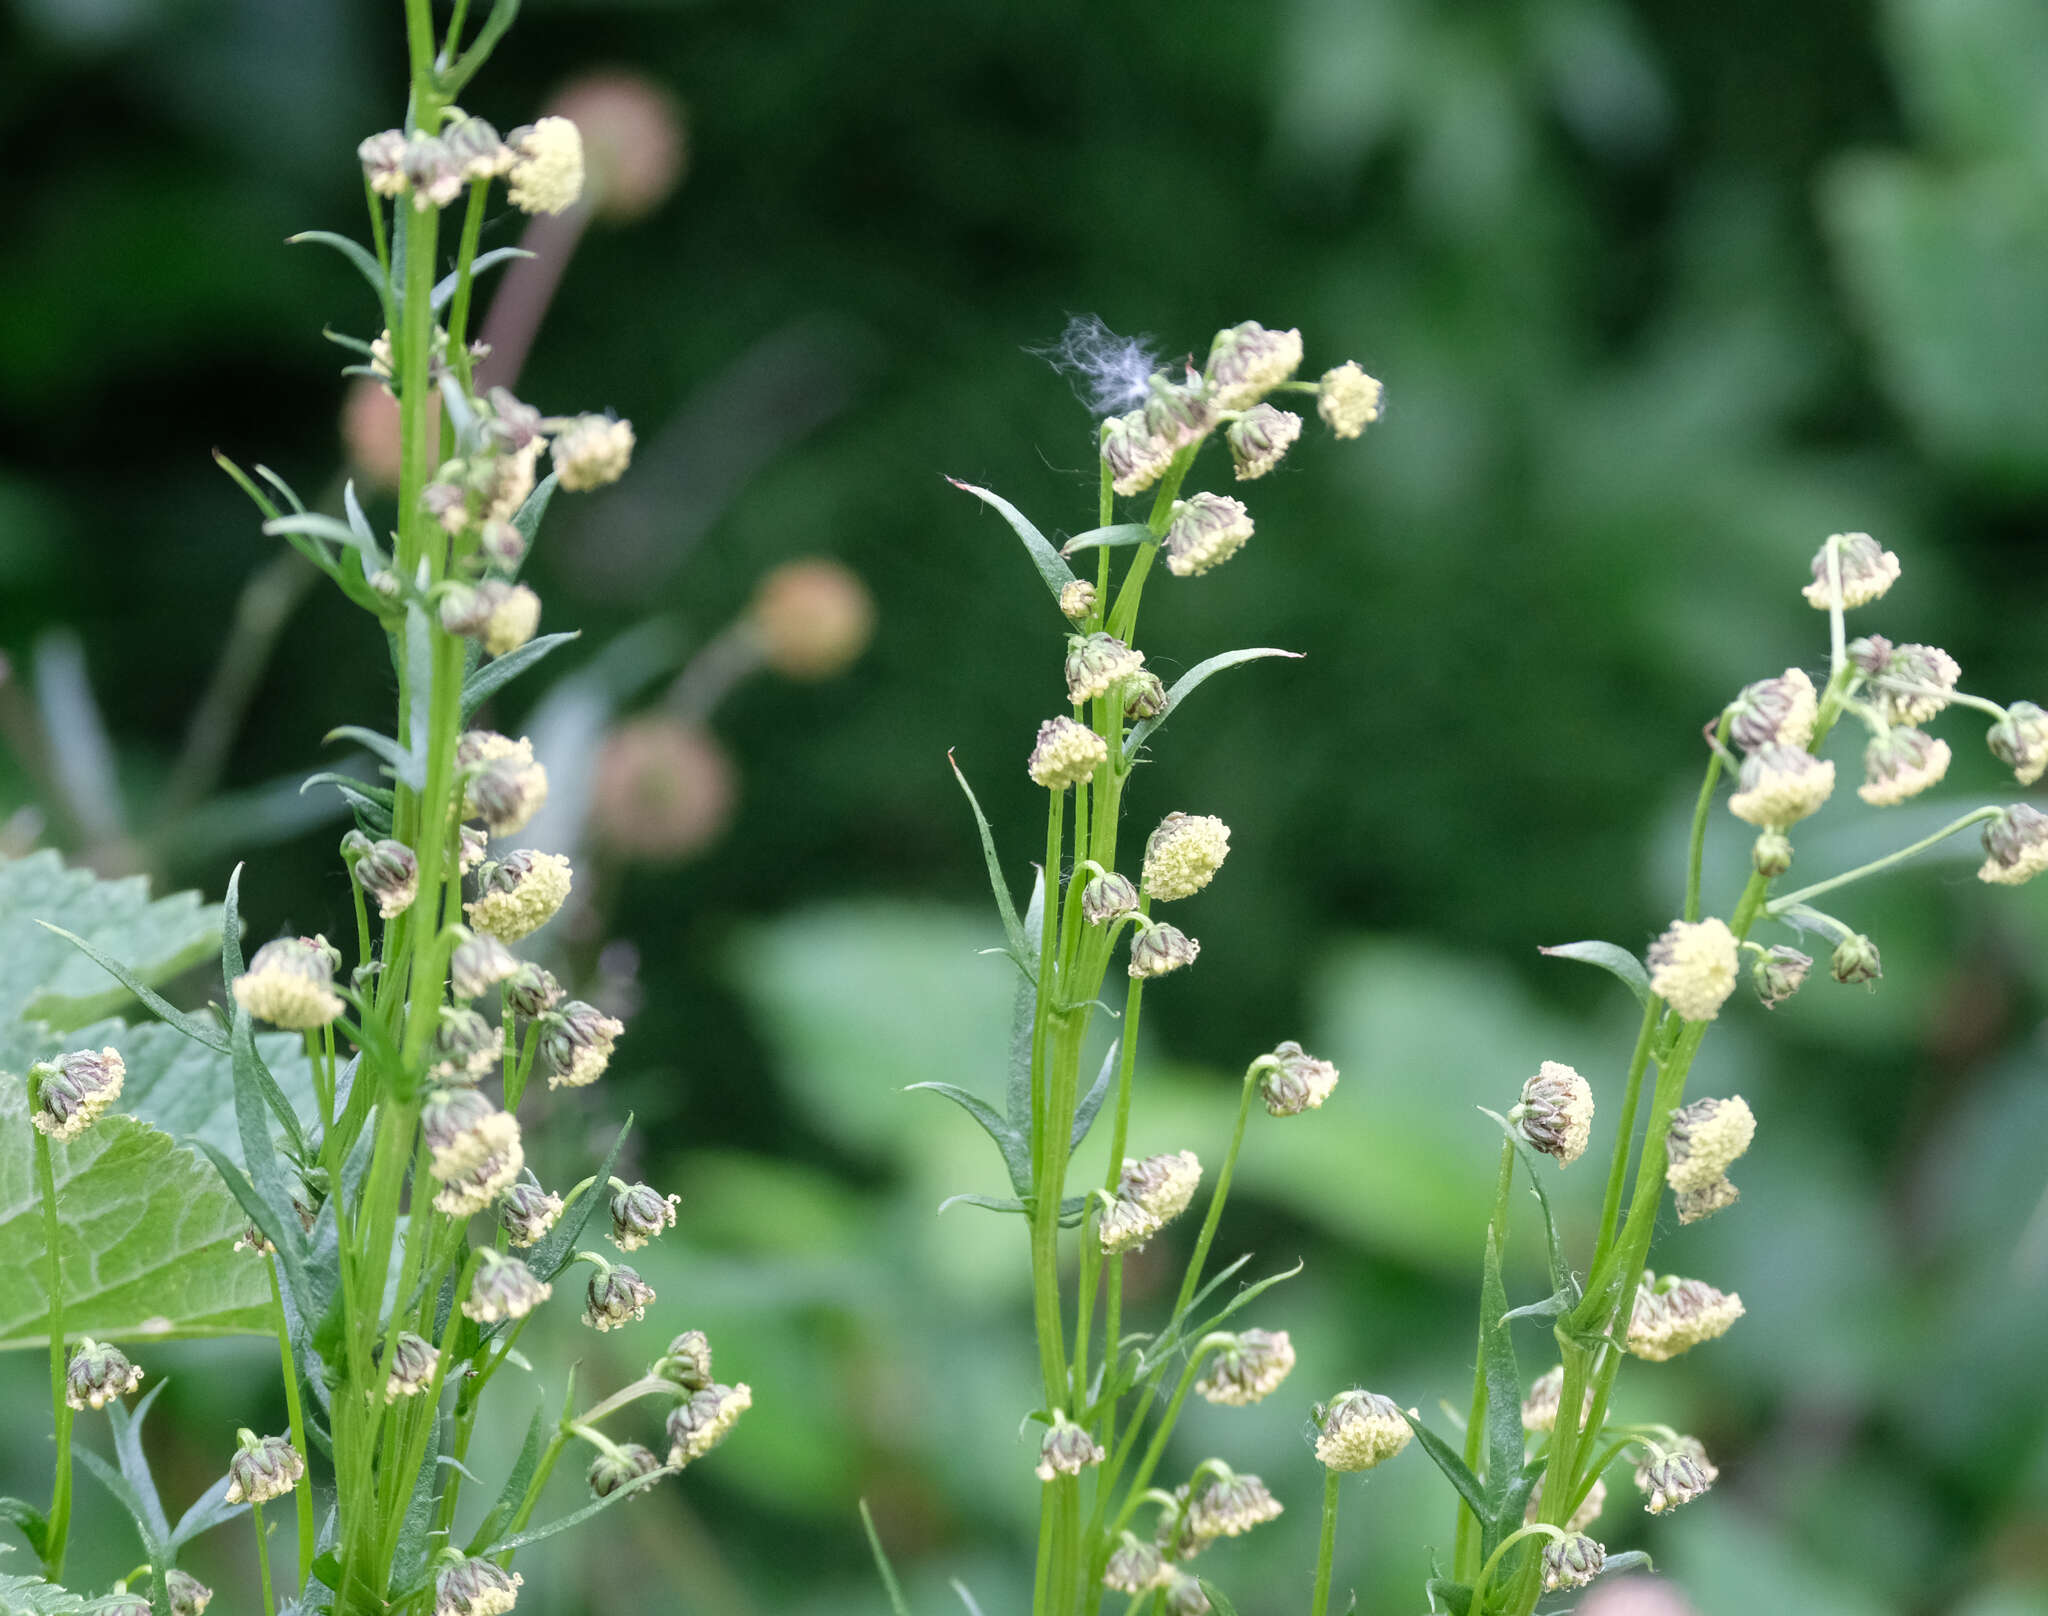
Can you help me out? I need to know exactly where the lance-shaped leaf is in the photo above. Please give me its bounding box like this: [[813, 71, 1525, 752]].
[[947, 478, 1079, 602], [33, 922, 227, 1054], [1003, 873, 1045, 1136], [526, 1117, 635, 1284], [907, 1080, 1031, 1197], [469, 1465, 668, 1558], [511, 471, 558, 548], [1475, 1208, 1524, 1566], [322, 725, 426, 792], [462, 631, 582, 720], [860, 1499, 914, 1616], [936, 1191, 1088, 1225], [1401, 1411, 1490, 1526], [1070, 1039, 1118, 1153], [1537, 940, 1651, 1008], [286, 230, 393, 313], [1478, 1107, 1574, 1300], [466, 1403, 551, 1555], [1058, 523, 1152, 557], [948, 751, 1027, 959], [431, 247, 535, 311], [1125, 648, 1304, 752]]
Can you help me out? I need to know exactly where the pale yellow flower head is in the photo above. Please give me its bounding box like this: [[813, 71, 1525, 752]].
[[1513, 1060, 1594, 1165], [1317, 362, 1384, 438], [1858, 729, 1951, 806], [233, 936, 344, 1030], [1664, 1095, 1755, 1196], [507, 115, 584, 214], [1647, 917, 1738, 1022], [1979, 803, 2048, 886], [466, 850, 573, 941], [1625, 1273, 1744, 1361], [1142, 811, 1231, 901], [1802, 531, 1899, 609], [552, 415, 635, 491], [1028, 715, 1107, 790], [1729, 744, 1835, 828], [1314, 1389, 1413, 1472]]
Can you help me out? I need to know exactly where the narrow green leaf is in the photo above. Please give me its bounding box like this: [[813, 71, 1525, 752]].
[[221, 861, 247, 982], [34, 922, 229, 1055], [76, 1447, 165, 1561], [430, 247, 535, 311], [526, 1117, 634, 1283], [1423, 1578, 1474, 1616], [859, 1498, 914, 1616], [1477, 1108, 1573, 1298], [1197, 1581, 1241, 1616], [298, 772, 396, 809], [1185, 1258, 1304, 1342], [1476, 1212, 1523, 1565], [1125, 647, 1304, 752], [1537, 941, 1651, 1008], [107, 1383, 174, 1549], [475, 1465, 666, 1557], [0, 1498, 49, 1558], [460, 631, 581, 720], [947, 752, 1027, 958], [1400, 1412, 1490, 1526], [322, 724, 424, 791], [254, 465, 307, 515], [215, 451, 283, 523], [1602, 1550, 1654, 1577], [445, 0, 522, 94], [935, 1191, 1087, 1225], [231, 1006, 310, 1161], [1002, 872, 1044, 1137], [946, 477, 1078, 602], [511, 471, 557, 547], [906, 1082, 1031, 1197], [1058, 522, 1152, 556], [465, 1404, 549, 1555], [168, 1476, 247, 1552], [287, 230, 391, 307], [265, 514, 385, 572], [1069, 1038, 1119, 1153]]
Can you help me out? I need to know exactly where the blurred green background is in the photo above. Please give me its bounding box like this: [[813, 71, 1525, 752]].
[[2, 0, 2047, 1611]]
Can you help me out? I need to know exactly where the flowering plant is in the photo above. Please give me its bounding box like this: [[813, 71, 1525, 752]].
[[4, 6, 747, 1613]]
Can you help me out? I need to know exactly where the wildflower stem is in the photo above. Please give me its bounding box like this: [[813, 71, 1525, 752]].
[[253, 1499, 276, 1616], [267, 1255, 313, 1589], [1471, 1524, 1561, 1612], [1592, 997, 1663, 1268], [33, 1125, 71, 1582], [1029, 786, 1072, 1411], [1105, 1341, 1223, 1540], [1071, 975, 1144, 1415], [1684, 714, 1733, 922], [1167, 1066, 1259, 1323], [1309, 1468, 1341, 1616], [1454, 1142, 1516, 1579], [1764, 807, 2001, 914], [446, 182, 491, 394]]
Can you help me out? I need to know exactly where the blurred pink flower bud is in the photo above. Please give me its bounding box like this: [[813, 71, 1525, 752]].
[[590, 717, 737, 862]]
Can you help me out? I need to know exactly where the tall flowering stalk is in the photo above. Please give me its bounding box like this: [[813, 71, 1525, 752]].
[[12, 6, 748, 1613], [925, 321, 1383, 1615]]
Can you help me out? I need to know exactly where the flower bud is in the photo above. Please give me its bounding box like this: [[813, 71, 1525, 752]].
[[450, 935, 521, 1002], [445, 114, 513, 182], [1059, 579, 1097, 621], [1987, 700, 2048, 786], [1520, 1365, 1565, 1434], [1187, 1471, 1283, 1539], [234, 1225, 275, 1256], [1542, 1534, 1606, 1592], [167, 1569, 213, 1616], [551, 414, 634, 491], [1102, 1533, 1166, 1594], [95, 1593, 150, 1616], [1858, 727, 1951, 806], [479, 517, 527, 570], [1752, 830, 1794, 877], [1035, 1412, 1105, 1481], [654, 1329, 714, 1391], [29, 1047, 126, 1141], [1163, 493, 1253, 578], [1317, 362, 1384, 438], [503, 962, 563, 1018], [1194, 1328, 1296, 1405], [506, 115, 584, 215], [1142, 812, 1230, 901], [1081, 871, 1139, 925], [224, 1431, 304, 1506], [65, 1338, 142, 1410], [438, 581, 489, 633], [1980, 802, 2048, 885], [1831, 933, 1883, 985], [499, 1174, 564, 1248], [1313, 1389, 1412, 1472], [459, 731, 549, 836], [1259, 1040, 1339, 1116], [477, 582, 541, 658], [1129, 921, 1199, 978], [610, 1182, 680, 1251], [403, 136, 464, 210], [539, 1000, 626, 1089], [1028, 715, 1107, 790], [1511, 1061, 1594, 1166], [346, 835, 419, 919], [1227, 403, 1302, 480], [1728, 667, 1818, 753], [466, 850, 573, 941], [1751, 944, 1811, 1008], [1856, 638, 1961, 727], [1123, 671, 1168, 720], [1065, 632, 1146, 705], [748, 558, 875, 679], [1673, 1176, 1740, 1224], [484, 442, 539, 523], [1802, 531, 1899, 609], [1729, 744, 1835, 828], [360, 129, 409, 196], [583, 1262, 656, 1331], [588, 1443, 663, 1498], [233, 936, 345, 1029], [1633, 1436, 1718, 1514], [463, 1249, 551, 1323], [1665, 1096, 1755, 1196], [1100, 411, 1175, 497], [1160, 1569, 1210, 1616], [383, 1331, 439, 1401], [1647, 917, 1738, 1022], [1204, 321, 1304, 411], [431, 1006, 506, 1085], [666, 1381, 752, 1467], [1143, 372, 1213, 449], [1099, 1149, 1202, 1254], [434, 1555, 523, 1616], [1625, 1273, 1744, 1361], [423, 1087, 523, 1216]]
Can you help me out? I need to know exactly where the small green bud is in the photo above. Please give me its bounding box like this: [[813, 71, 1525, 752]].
[[609, 1182, 679, 1251], [383, 1331, 440, 1401], [1987, 700, 2048, 786], [1226, 403, 1301, 480], [653, 1329, 714, 1391], [1059, 579, 1096, 621], [1080, 871, 1139, 925], [587, 1443, 663, 1498], [1751, 944, 1811, 1007], [1541, 1533, 1606, 1592], [1128, 920, 1199, 978], [449, 935, 520, 1002], [1830, 933, 1882, 985], [166, 1569, 213, 1616], [1313, 1389, 1412, 1472], [29, 1047, 126, 1141], [498, 1174, 564, 1248], [1752, 829, 1793, 877], [462, 1249, 551, 1324], [1259, 1040, 1339, 1116], [65, 1338, 143, 1411], [224, 1431, 304, 1506], [1064, 632, 1145, 705], [1123, 670, 1168, 720]]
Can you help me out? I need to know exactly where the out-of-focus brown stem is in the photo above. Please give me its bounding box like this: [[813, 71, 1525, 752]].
[[474, 205, 592, 394]]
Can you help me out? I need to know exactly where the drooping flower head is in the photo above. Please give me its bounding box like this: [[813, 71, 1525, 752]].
[[1647, 917, 1738, 1022]]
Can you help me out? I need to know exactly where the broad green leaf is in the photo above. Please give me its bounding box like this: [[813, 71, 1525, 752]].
[[946, 477, 1079, 603], [0, 1546, 93, 1613], [1124, 647, 1304, 753], [1537, 940, 1651, 1007]]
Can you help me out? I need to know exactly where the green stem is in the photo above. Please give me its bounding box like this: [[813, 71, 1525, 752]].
[[34, 1127, 71, 1583], [1029, 789, 1071, 1410], [253, 1499, 277, 1616], [445, 183, 490, 394], [1591, 999, 1662, 1266], [1765, 808, 2001, 915], [1309, 1469, 1341, 1616], [1072, 975, 1145, 1413], [1454, 1143, 1516, 1580], [1684, 714, 1733, 922], [1471, 1525, 1559, 1612], [1166, 1068, 1258, 1322], [267, 1257, 314, 1592]]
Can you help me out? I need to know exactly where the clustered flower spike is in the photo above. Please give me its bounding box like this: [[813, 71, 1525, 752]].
[[610, 1182, 680, 1251], [1728, 744, 1835, 828], [1987, 701, 2048, 786], [224, 1431, 305, 1506], [1317, 363, 1384, 438], [463, 1249, 551, 1323], [1065, 632, 1146, 705], [1802, 531, 1899, 609], [1099, 1149, 1202, 1253], [583, 1263, 657, 1331], [434, 1555, 524, 1616], [1980, 803, 2048, 886], [384, 1332, 439, 1401], [1163, 493, 1253, 577], [1728, 667, 1818, 753], [29, 1047, 126, 1141], [1259, 1040, 1339, 1116], [65, 1339, 143, 1410], [1858, 727, 1951, 806], [1647, 917, 1739, 1022], [1313, 1389, 1413, 1472], [1542, 1534, 1607, 1592], [1035, 1412, 1105, 1481], [1129, 920, 1199, 978], [1626, 1273, 1744, 1361], [1028, 715, 1107, 790], [1142, 812, 1231, 901], [233, 936, 344, 1029], [1852, 636, 1961, 727], [1634, 1436, 1718, 1513], [1664, 1094, 1756, 1221], [466, 850, 573, 941], [1194, 1329, 1296, 1406], [666, 1381, 753, 1467], [1511, 1061, 1594, 1166], [1184, 1471, 1283, 1540]]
